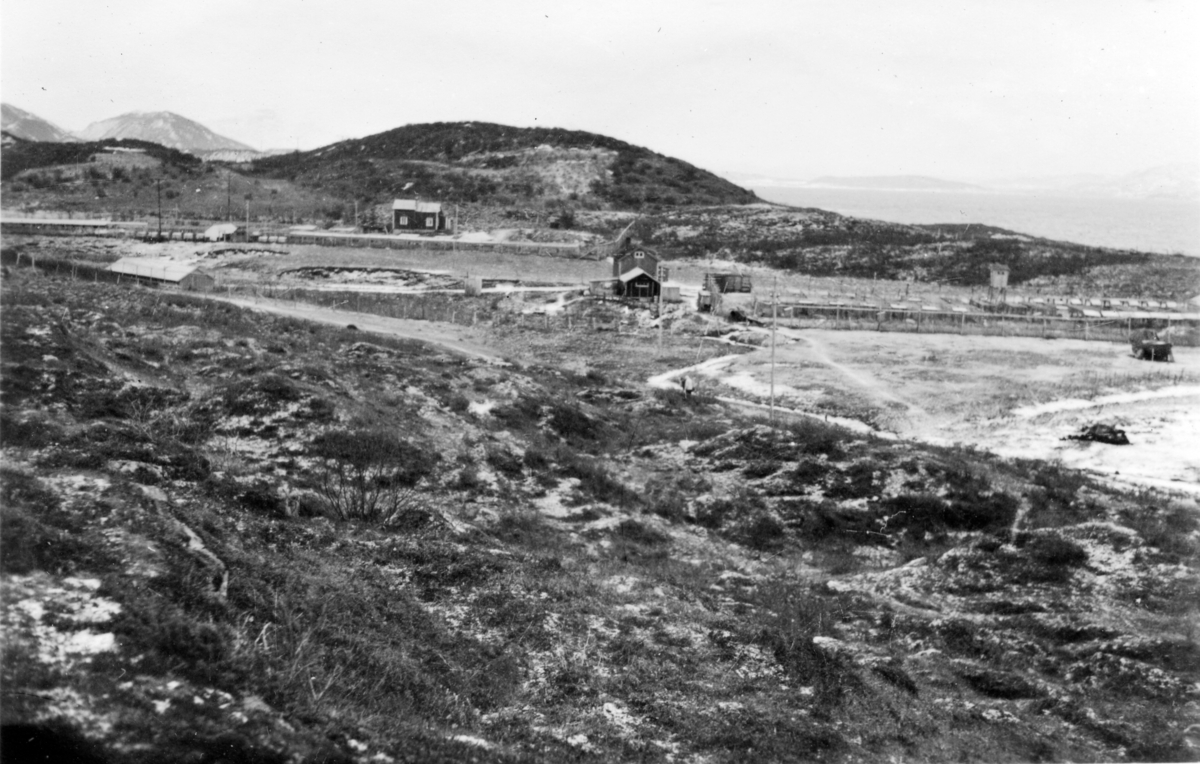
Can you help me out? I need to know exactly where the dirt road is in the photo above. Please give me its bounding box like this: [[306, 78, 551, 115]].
[[201, 293, 509, 365]]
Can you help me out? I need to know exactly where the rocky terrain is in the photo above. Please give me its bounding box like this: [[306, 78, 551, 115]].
[[3, 256, 1198, 762]]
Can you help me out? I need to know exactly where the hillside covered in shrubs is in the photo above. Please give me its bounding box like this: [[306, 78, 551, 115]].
[[0, 133, 201, 181], [609, 206, 1190, 292], [243, 121, 760, 209], [2, 256, 1198, 762]]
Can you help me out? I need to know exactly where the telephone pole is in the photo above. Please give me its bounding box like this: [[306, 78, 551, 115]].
[[657, 261, 665, 352], [156, 179, 162, 240], [770, 275, 777, 425]]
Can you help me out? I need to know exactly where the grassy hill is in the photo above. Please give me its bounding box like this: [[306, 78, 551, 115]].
[[1, 133, 348, 224], [602, 205, 1191, 294], [0, 133, 201, 181], [243, 121, 760, 209]]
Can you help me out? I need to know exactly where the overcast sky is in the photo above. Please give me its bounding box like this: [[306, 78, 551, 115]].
[[3, 0, 1198, 180]]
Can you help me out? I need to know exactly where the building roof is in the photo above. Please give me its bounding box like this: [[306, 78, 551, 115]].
[[393, 199, 443, 213], [204, 223, 239, 239], [1, 217, 112, 227], [618, 267, 656, 283], [109, 257, 206, 282]]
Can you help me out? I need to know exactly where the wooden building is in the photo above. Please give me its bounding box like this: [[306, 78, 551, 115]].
[[704, 272, 753, 293], [392, 199, 446, 232], [1, 218, 147, 238], [108, 257, 215, 291], [612, 241, 667, 299]]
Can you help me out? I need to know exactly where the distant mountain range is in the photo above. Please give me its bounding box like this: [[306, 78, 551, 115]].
[[985, 164, 1200, 201], [809, 175, 982, 191], [1, 103, 77, 143], [730, 164, 1200, 202], [1, 103, 255, 153], [75, 111, 254, 152]]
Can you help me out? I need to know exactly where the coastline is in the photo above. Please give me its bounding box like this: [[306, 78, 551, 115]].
[[754, 185, 1200, 257]]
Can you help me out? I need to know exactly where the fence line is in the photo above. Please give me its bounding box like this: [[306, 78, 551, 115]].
[[6, 252, 1196, 348], [750, 308, 1199, 347]]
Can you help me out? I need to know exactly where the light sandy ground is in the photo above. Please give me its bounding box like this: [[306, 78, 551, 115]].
[[658, 327, 1200, 495]]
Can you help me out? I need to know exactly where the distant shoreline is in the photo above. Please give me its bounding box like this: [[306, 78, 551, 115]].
[[754, 181, 1198, 201], [753, 185, 1200, 257]]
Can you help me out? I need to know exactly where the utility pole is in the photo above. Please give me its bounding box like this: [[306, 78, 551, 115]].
[[226, 173, 231, 222], [657, 261, 665, 352], [156, 179, 162, 240], [245, 198, 250, 240], [770, 275, 777, 425]]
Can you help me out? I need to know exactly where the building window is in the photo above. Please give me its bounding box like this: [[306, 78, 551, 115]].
[[633, 251, 645, 259], [425, 216, 435, 228], [398, 216, 408, 226]]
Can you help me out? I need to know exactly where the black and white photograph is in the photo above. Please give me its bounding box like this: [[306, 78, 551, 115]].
[[2, 1, 1198, 761]]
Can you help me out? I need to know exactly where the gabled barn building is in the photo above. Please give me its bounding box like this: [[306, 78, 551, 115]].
[[612, 239, 668, 299]]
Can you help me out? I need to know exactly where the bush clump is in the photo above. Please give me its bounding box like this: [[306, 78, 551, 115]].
[[308, 428, 437, 524]]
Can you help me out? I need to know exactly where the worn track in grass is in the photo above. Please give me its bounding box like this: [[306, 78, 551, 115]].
[[197, 292, 509, 365]]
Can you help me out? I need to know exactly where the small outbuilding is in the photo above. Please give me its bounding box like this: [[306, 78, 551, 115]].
[[109, 257, 215, 291], [393, 200, 446, 232], [704, 272, 753, 294], [204, 223, 248, 242]]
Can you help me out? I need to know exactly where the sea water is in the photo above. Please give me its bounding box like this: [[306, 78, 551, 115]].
[[754, 186, 1200, 257]]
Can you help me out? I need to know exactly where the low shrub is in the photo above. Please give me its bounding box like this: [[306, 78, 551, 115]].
[[695, 496, 738, 530], [958, 668, 1044, 699], [742, 459, 782, 479], [0, 410, 65, 449], [644, 489, 688, 523], [1025, 463, 1092, 528], [754, 580, 858, 710], [614, 518, 669, 546], [1118, 501, 1199, 561], [548, 402, 600, 444], [879, 491, 1017, 543], [486, 446, 524, 479], [219, 373, 302, 417], [781, 418, 848, 459], [1013, 534, 1089, 582], [824, 461, 877, 500], [308, 428, 436, 524], [739, 512, 788, 551], [558, 453, 638, 507]]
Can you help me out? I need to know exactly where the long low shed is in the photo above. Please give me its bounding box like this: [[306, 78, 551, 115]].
[[1, 218, 148, 237], [108, 258, 215, 291]]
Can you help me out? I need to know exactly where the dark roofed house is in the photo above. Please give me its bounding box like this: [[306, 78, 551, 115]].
[[612, 239, 667, 299], [393, 199, 446, 232]]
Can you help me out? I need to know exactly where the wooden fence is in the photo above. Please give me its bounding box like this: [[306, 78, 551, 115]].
[[752, 303, 1200, 347]]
